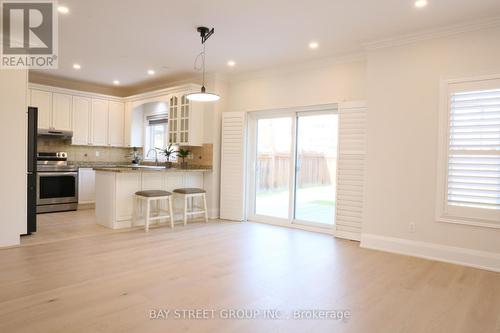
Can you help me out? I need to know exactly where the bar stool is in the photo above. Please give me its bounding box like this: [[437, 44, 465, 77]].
[[173, 188, 208, 225], [133, 190, 174, 232]]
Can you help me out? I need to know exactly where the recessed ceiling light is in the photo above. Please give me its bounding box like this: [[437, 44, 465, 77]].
[[227, 60, 236, 67], [414, 0, 427, 8], [73, 64, 81, 70], [309, 42, 319, 49], [147, 70, 155, 75], [57, 6, 69, 14], [113, 80, 120, 85]]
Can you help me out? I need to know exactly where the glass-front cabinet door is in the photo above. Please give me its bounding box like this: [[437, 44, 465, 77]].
[[179, 95, 190, 145], [167, 89, 203, 147], [168, 95, 178, 144]]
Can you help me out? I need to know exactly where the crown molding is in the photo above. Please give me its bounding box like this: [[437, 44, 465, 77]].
[[29, 71, 126, 96], [364, 16, 500, 51]]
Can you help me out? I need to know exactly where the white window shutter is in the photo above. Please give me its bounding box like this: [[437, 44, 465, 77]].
[[220, 112, 247, 221], [335, 101, 367, 241], [447, 89, 500, 211]]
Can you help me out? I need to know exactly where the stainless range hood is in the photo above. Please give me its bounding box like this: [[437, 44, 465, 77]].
[[37, 129, 73, 138]]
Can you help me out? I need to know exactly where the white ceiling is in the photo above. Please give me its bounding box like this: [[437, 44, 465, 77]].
[[33, 0, 500, 89]]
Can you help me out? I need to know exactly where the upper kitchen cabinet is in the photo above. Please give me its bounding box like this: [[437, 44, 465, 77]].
[[52, 93, 73, 131], [168, 95, 179, 144], [29, 83, 205, 148], [108, 101, 125, 147], [168, 93, 204, 146], [29, 89, 52, 129], [91, 98, 109, 146], [72, 96, 91, 145], [29, 90, 73, 131]]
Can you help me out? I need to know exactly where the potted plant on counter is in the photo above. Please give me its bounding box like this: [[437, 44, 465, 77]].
[[157, 144, 176, 168], [177, 148, 190, 169]]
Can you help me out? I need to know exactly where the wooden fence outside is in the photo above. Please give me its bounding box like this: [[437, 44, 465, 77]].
[[257, 152, 337, 190]]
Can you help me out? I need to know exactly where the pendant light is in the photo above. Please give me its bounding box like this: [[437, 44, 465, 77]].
[[186, 27, 220, 102]]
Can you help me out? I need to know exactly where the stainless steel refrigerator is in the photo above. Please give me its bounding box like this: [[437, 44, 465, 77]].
[[26, 107, 37, 234]]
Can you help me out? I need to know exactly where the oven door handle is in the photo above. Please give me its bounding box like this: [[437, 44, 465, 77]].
[[38, 172, 78, 177]]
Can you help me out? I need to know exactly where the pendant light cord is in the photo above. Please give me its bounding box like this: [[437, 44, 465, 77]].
[[193, 42, 206, 87]]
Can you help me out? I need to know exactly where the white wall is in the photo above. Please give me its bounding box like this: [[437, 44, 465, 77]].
[[229, 56, 366, 112], [363, 26, 500, 256], [0, 70, 27, 247], [203, 74, 229, 218]]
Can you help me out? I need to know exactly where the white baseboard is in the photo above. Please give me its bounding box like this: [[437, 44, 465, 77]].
[[360, 234, 500, 273]]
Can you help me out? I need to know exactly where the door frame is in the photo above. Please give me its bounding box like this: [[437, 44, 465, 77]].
[[246, 103, 339, 235]]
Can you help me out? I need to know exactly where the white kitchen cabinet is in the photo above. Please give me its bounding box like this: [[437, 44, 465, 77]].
[[168, 95, 179, 144], [168, 93, 204, 146], [78, 168, 96, 204], [91, 98, 109, 146], [52, 93, 72, 131], [30, 89, 52, 129], [30, 90, 72, 131], [72, 96, 91, 145], [108, 101, 125, 147], [29, 83, 203, 149]]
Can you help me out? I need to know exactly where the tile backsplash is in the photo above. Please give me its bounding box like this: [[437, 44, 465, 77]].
[[37, 137, 137, 163], [37, 137, 214, 167], [180, 144, 213, 167]]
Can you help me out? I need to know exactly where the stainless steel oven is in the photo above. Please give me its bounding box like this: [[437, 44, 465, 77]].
[[36, 152, 79, 213]]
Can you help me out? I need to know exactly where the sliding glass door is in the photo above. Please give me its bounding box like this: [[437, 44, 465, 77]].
[[255, 117, 293, 219], [248, 109, 338, 228], [294, 113, 338, 226]]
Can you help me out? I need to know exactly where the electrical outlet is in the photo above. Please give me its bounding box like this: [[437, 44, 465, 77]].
[[409, 222, 416, 233], [95, 151, 100, 157]]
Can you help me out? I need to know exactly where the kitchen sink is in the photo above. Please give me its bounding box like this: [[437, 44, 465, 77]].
[[125, 165, 167, 170]]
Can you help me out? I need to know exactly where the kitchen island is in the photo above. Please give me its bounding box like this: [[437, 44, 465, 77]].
[[94, 166, 211, 229]]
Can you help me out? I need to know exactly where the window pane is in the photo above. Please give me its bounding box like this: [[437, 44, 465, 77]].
[[152, 124, 165, 148], [255, 117, 292, 219], [294, 114, 338, 225]]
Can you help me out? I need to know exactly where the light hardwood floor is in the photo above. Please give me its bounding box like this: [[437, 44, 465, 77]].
[[0, 210, 498, 332]]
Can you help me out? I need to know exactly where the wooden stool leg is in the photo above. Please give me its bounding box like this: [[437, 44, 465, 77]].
[[183, 195, 188, 226], [132, 196, 137, 227], [190, 196, 194, 222], [168, 197, 174, 229], [145, 199, 150, 232], [203, 194, 208, 222], [156, 200, 160, 223]]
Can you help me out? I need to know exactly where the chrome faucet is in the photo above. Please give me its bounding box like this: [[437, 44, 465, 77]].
[[146, 149, 159, 166]]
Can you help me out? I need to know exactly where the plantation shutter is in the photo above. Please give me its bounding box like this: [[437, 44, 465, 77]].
[[220, 112, 247, 221], [335, 101, 367, 241], [446, 87, 500, 221]]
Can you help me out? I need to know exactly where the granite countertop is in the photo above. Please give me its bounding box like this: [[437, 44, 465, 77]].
[[70, 161, 212, 172], [69, 161, 131, 168], [93, 166, 212, 173]]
